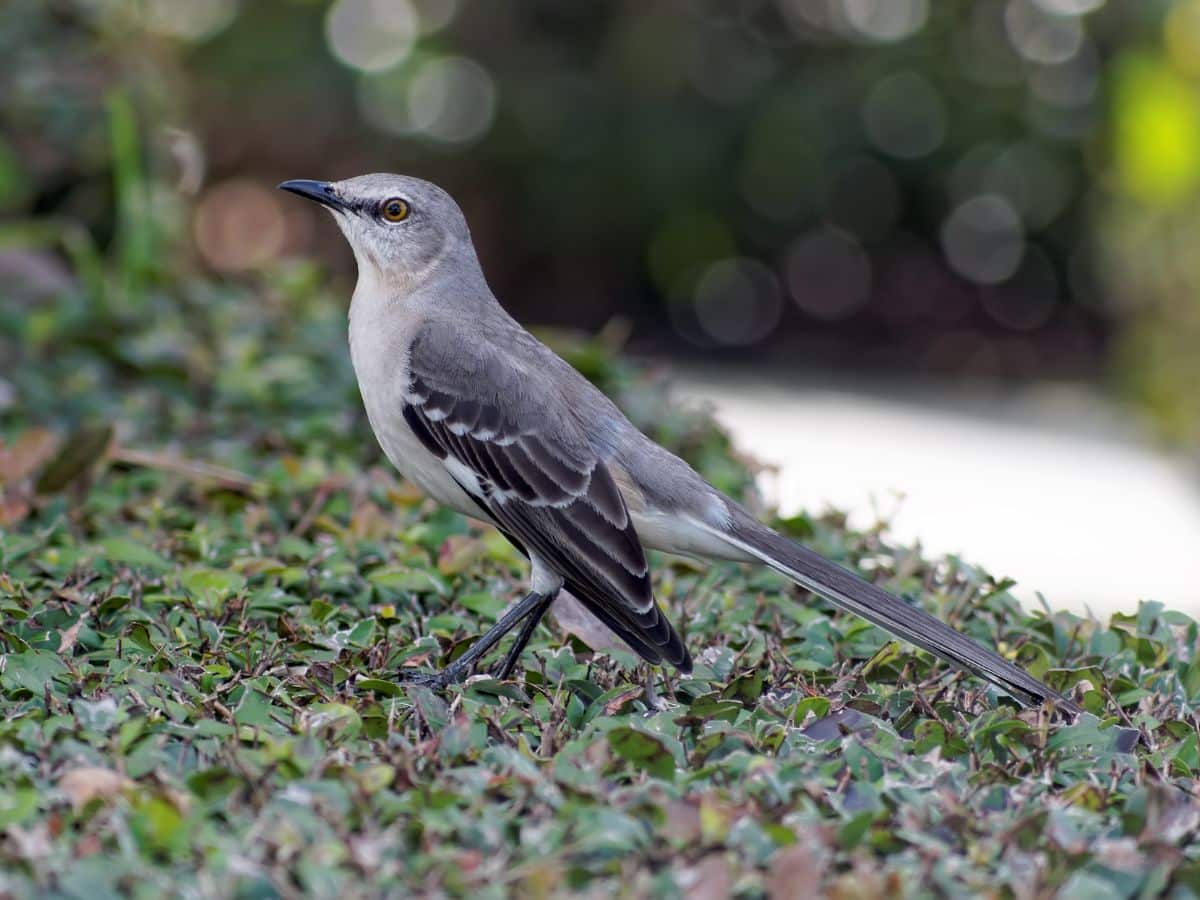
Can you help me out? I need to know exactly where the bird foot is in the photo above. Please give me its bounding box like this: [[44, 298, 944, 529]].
[[642, 672, 673, 713], [488, 661, 514, 680]]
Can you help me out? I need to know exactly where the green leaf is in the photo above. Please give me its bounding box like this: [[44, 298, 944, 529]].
[[98, 537, 170, 573], [129, 794, 187, 858], [125, 622, 158, 654], [0, 789, 37, 827], [608, 726, 676, 779], [181, 567, 246, 608], [791, 696, 831, 724], [683, 693, 742, 723], [721, 670, 765, 704], [409, 685, 450, 731], [356, 678, 403, 697], [457, 592, 506, 620], [234, 689, 284, 733], [345, 616, 376, 647], [1, 649, 68, 693], [368, 567, 448, 595], [837, 810, 876, 850], [464, 678, 528, 703], [305, 702, 362, 741], [310, 599, 336, 622]]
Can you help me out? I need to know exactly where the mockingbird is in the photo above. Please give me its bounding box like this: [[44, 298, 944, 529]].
[[280, 173, 1079, 715]]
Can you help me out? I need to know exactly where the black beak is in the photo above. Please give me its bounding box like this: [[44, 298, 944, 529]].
[[277, 179, 347, 211]]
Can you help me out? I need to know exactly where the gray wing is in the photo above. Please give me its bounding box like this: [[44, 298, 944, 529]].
[[402, 322, 691, 671]]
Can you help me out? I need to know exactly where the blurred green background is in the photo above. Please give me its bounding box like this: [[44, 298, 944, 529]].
[[2, 0, 1200, 444], [6, 7, 1200, 894]]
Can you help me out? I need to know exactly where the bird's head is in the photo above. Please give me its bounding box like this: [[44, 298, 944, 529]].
[[278, 173, 474, 287]]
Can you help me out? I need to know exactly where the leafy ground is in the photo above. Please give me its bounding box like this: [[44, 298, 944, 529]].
[[3, 206, 1200, 897]]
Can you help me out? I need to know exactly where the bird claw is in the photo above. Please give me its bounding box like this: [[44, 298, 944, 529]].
[[642, 671, 673, 713]]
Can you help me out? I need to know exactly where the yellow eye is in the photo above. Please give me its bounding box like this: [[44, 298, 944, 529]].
[[380, 197, 409, 222]]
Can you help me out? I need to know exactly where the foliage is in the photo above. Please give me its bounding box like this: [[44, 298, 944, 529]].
[[1, 148, 1199, 891], [1, 413, 1199, 896], [2, 5, 1200, 895]]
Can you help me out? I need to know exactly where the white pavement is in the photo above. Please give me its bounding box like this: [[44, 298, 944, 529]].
[[670, 368, 1200, 619]]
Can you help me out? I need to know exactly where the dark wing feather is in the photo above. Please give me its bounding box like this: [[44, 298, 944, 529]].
[[404, 326, 691, 672]]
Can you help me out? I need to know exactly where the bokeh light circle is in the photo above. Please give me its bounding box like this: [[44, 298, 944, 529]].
[[1032, 0, 1105, 15], [863, 71, 946, 160], [193, 179, 287, 272], [785, 227, 873, 320], [984, 143, 1074, 230], [325, 0, 418, 73], [408, 57, 498, 143], [411, 0, 459, 34], [940, 194, 1025, 285], [689, 258, 784, 346], [1028, 39, 1100, 108], [357, 71, 415, 137], [1004, 0, 1083, 65], [843, 0, 929, 43], [140, 0, 238, 40]]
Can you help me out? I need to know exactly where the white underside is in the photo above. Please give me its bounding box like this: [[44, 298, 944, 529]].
[[369, 399, 753, 567], [631, 509, 754, 563], [377, 420, 754, 568], [348, 270, 754, 571]]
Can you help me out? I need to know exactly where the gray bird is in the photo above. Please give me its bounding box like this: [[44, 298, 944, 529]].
[[279, 173, 1079, 714]]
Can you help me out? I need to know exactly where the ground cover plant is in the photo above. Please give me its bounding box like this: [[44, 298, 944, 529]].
[[2, 111, 1200, 898]]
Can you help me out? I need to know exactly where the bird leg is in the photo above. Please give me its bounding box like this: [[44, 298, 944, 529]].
[[491, 590, 557, 680], [396, 588, 553, 689], [642, 666, 671, 712]]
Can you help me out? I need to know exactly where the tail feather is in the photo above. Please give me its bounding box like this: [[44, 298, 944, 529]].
[[711, 514, 1080, 714]]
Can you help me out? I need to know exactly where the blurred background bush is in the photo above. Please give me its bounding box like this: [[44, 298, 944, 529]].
[[3, 0, 1200, 447]]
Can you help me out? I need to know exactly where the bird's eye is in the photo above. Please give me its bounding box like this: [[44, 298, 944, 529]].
[[379, 197, 410, 223]]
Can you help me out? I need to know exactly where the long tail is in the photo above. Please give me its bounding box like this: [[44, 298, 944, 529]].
[[705, 510, 1081, 714]]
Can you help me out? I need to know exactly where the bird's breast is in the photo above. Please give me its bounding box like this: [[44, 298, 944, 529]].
[[347, 297, 485, 520]]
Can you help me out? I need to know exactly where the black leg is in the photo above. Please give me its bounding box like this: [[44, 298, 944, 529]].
[[491, 590, 557, 680], [397, 589, 548, 689]]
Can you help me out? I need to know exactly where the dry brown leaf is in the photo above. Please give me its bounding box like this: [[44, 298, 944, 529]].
[[664, 799, 702, 845], [437, 534, 488, 576], [827, 856, 901, 900], [1092, 837, 1147, 874], [0, 492, 31, 526], [108, 446, 257, 493], [399, 651, 435, 668], [349, 498, 392, 540], [0, 428, 57, 484], [603, 685, 644, 716], [58, 767, 131, 811], [7, 822, 53, 861], [387, 479, 426, 506], [515, 860, 564, 900], [58, 614, 88, 654], [682, 854, 733, 900], [766, 842, 825, 900]]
